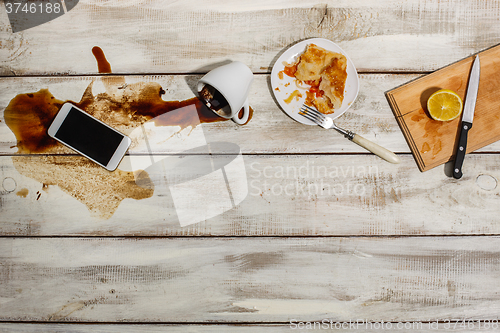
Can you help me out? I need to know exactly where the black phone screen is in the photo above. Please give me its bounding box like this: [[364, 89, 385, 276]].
[[54, 107, 124, 166]]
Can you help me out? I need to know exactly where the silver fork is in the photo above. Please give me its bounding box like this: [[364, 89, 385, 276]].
[[299, 104, 400, 164]]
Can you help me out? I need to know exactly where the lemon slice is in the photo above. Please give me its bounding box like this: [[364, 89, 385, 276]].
[[426, 89, 463, 121]]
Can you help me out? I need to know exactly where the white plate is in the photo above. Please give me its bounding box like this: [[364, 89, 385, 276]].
[[270, 38, 359, 125]]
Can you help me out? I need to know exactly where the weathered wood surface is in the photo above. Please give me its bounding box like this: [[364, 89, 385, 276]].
[[2, 324, 292, 333], [0, 324, 290, 333], [1, 0, 500, 76], [1, 237, 500, 322], [2, 0, 500, 329], [0, 323, 492, 332], [1, 153, 499, 236], [2, 74, 500, 156]]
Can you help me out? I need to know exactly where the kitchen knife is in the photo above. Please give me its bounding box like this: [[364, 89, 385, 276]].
[[453, 56, 480, 179]]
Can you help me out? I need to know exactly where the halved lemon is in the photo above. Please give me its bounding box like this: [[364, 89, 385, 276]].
[[426, 89, 463, 121]]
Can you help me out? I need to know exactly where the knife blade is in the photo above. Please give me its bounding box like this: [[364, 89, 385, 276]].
[[453, 56, 480, 179]]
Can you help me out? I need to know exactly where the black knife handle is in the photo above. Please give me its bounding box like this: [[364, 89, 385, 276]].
[[453, 121, 472, 179]]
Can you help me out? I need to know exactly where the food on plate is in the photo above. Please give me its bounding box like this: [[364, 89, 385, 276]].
[[284, 90, 303, 104], [282, 43, 348, 114], [426, 89, 463, 121]]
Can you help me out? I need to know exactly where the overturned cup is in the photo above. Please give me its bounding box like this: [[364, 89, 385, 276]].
[[198, 61, 253, 125]]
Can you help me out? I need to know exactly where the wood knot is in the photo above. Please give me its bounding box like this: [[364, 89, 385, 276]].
[[307, 4, 328, 28]]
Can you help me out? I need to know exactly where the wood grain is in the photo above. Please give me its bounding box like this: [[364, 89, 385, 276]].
[[1, 237, 500, 322], [1, 154, 499, 236], [0, 324, 290, 333], [1, 1, 500, 329], [1, 0, 500, 75], [0, 323, 491, 332], [387, 45, 500, 171]]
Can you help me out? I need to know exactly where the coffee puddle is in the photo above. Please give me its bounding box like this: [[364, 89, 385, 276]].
[[4, 47, 252, 219]]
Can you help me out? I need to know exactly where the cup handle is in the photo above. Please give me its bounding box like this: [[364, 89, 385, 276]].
[[232, 99, 250, 125]]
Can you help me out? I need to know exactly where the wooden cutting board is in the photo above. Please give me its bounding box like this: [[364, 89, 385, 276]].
[[386, 44, 500, 172]]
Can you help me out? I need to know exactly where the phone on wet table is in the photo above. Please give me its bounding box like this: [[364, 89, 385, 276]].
[[48, 102, 131, 171]]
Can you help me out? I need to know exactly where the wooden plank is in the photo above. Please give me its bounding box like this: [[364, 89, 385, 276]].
[[0, 324, 288, 333], [1, 154, 499, 236], [0, 323, 494, 332], [1, 0, 500, 75], [0, 73, 402, 155], [1, 237, 500, 322], [2, 74, 500, 156]]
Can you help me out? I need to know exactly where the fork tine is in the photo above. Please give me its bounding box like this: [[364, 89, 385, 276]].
[[302, 110, 323, 123], [298, 110, 319, 124], [301, 104, 325, 120], [299, 105, 323, 123]]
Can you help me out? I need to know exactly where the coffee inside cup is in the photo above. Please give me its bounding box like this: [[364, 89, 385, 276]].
[[199, 84, 231, 117]]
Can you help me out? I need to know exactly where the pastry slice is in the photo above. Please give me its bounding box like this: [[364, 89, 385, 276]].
[[291, 44, 348, 114], [294, 44, 339, 85], [318, 56, 347, 112]]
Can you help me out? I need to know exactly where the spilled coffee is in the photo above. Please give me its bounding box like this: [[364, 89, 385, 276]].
[[199, 84, 231, 117]]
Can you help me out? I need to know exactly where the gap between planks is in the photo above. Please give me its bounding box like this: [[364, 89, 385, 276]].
[[1, 235, 499, 239], [0, 71, 430, 79]]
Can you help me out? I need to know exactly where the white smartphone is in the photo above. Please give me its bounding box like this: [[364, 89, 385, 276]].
[[48, 103, 131, 171]]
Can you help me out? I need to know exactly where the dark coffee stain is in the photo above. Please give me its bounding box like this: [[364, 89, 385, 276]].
[[4, 90, 63, 153], [16, 188, 29, 198], [92, 46, 112, 74], [88, 46, 252, 128], [4, 46, 253, 219], [4, 87, 157, 218], [11, 156, 154, 219]]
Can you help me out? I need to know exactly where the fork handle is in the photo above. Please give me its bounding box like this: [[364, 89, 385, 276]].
[[351, 134, 401, 164]]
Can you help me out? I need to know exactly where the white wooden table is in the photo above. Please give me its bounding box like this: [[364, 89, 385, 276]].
[[1, 1, 500, 331]]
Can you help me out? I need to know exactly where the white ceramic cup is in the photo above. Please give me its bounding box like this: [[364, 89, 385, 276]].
[[197, 61, 253, 125]]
